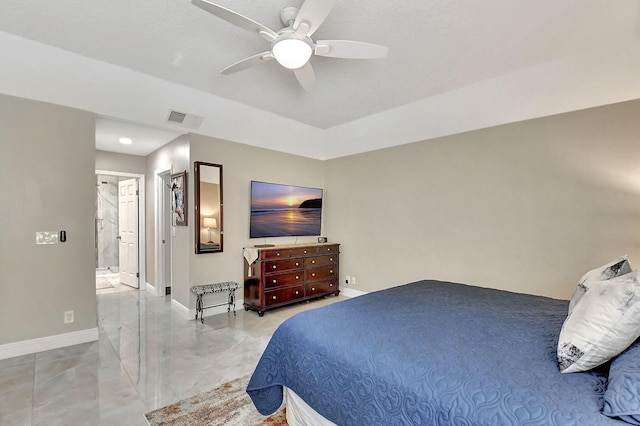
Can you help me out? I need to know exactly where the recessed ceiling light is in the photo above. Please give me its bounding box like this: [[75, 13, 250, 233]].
[[119, 137, 133, 145]]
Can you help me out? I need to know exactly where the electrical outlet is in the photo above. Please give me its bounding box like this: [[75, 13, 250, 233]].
[[351, 276, 357, 285], [64, 310, 74, 324], [345, 275, 351, 285]]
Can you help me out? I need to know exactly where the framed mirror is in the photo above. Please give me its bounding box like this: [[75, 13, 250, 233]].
[[194, 161, 223, 253]]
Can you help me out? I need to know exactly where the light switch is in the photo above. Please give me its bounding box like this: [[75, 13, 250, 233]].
[[36, 231, 59, 245]]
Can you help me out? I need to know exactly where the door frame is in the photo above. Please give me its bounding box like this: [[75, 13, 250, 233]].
[[155, 165, 173, 297], [95, 170, 146, 290]]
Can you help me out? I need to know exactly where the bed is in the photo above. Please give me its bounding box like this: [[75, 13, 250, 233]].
[[247, 280, 637, 425]]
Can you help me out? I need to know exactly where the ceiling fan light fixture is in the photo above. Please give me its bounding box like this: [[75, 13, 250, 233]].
[[272, 38, 312, 69], [192, 0, 389, 89]]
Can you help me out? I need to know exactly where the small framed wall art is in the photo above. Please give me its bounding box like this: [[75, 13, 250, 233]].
[[171, 171, 188, 226]]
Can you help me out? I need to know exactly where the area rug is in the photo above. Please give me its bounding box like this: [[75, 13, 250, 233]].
[[144, 374, 287, 426], [96, 270, 119, 290]]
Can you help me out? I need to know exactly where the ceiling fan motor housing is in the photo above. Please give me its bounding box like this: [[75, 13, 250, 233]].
[[280, 6, 300, 27]]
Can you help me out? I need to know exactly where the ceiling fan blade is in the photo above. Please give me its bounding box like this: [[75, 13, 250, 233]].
[[192, 0, 277, 41], [220, 51, 273, 75], [293, 63, 316, 91], [293, 0, 337, 36], [314, 40, 389, 59]]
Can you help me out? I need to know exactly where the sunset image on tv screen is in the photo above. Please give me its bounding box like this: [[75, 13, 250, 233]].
[[250, 181, 323, 238]]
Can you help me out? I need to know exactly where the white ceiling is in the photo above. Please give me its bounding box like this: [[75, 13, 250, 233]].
[[95, 117, 184, 156], [1, 0, 640, 159]]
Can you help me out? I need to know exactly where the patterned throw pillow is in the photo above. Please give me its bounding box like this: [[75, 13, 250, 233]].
[[558, 271, 640, 373], [603, 339, 640, 425], [568, 256, 632, 315]]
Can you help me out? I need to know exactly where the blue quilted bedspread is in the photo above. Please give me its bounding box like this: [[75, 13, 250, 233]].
[[247, 280, 624, 425]]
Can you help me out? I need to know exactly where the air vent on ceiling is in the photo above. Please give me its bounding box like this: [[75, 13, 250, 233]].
[[166, 110, 204, 130]]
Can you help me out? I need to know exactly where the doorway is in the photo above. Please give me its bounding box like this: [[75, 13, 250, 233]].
[[155, 167, 173, 297], [95, 170, 146, 294]]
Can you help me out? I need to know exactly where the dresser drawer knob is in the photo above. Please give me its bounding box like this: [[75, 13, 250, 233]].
[[330, 258, 333, 262], [295, 291, 299, 295], [295, 262, 300, 266], [312, 273, 316, 277], [311, 260, 315, 264], [311, 287, 315, 291], [296, 276, 300, 279], [276, 253, 280, 256], [272, 265, 277, 269], [329, 270, 333, 273], [272, 295, 277, 300], [303, 250, 307, 254], [272, 279, 277, 284]]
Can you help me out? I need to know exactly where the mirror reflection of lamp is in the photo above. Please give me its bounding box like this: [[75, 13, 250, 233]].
[[203, 217, 217, 244]]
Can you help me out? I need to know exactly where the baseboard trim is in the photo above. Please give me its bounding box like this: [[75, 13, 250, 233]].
[[341, 288, 367, 298], [0, 328, 99, 361], [145, 282, 155, 293], [170, 298, 191, 320]]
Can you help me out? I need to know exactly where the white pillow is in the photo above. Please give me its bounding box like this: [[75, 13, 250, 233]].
[[568, 255, 632, 315], [558, 271, 640, 374]]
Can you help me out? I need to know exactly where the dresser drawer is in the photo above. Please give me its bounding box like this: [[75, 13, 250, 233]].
[[319, 244, 339, 254], [265, 285, 305, 306], [291, 246, 317, 257], [262, 249, 291, 259], [264, 258, 304, 273], [306, 266, 337, 282], [304, 254, 337, 268], [265, 271, 304, 289], [306, 280, 338, 297]]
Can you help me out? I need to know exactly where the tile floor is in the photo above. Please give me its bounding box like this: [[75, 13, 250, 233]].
[[0, 288, 346, 426]]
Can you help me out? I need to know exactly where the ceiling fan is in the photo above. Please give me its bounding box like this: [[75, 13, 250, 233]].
[[191, 0, 389, 90]]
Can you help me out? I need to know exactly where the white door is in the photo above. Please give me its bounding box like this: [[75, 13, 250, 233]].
[[119, 178, 139, 288]]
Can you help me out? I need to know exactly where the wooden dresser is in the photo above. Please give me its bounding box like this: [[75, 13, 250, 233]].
[[243, 243, 340, 316]]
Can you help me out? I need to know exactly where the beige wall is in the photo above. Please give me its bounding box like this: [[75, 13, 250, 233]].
[[145, 135, 191, 289], [1, 91, 639, 353], [144, 133, 325, 309], [325, 99, 640, 300], [183, 134, 326, 308], [96, 150, 146, 175], [0, 94, 97, 344]]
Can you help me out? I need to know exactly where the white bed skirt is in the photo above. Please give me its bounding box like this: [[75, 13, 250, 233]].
[[285, 387, 337, 426]]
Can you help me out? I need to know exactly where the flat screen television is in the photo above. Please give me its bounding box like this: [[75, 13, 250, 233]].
[[250, 181, 323, 238]]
